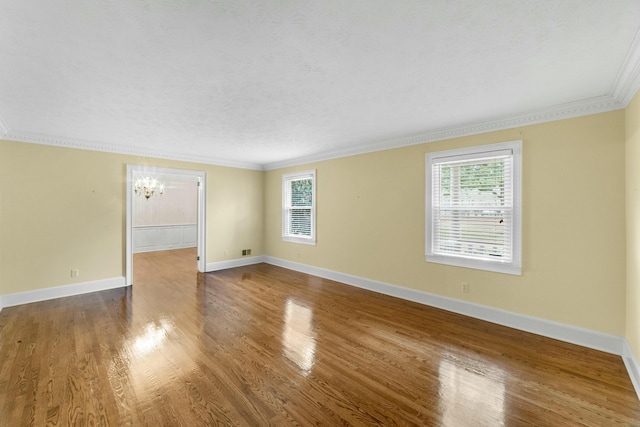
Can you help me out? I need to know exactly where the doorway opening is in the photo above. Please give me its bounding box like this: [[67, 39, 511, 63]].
[[126, 165, 207, 286]]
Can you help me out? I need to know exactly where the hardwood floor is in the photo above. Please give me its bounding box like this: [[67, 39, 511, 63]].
[[1, 248, 639, 426]]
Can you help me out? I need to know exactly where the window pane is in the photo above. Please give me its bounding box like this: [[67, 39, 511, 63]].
[[439, 158, 510, 209], [432, 154, 513, 262], [282, 169, 316, 244], [288, 208, 311, 236], [426, 141, 521, 274], [291, 179, 313, 207], [434, 208, 511, 260]]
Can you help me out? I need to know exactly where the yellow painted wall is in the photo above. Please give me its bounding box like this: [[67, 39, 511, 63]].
[[0, 140, 264, 295], [626, 89, 640, 358], [0, 108, 630, 340], [265, 111, 626, 336]]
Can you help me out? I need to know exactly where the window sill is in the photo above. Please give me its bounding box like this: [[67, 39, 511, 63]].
[[426, 253, 521, 275], [282, 236, 316, 246]]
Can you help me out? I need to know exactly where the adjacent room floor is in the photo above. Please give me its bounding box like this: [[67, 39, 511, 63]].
[[0, 248, 639, 426]]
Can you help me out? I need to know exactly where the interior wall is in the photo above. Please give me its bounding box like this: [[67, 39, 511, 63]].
[[0, 139, 264, 296], [265, 111, 626, 336], [133, 175, 197, 227], [0, 108, 630, 340], [626, 89, 640, 359]]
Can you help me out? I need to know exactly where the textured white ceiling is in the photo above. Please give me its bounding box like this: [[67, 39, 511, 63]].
[[1, 1, 639, 169]]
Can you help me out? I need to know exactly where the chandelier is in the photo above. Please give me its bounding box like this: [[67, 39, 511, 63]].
[[134, 176, 165, 199]]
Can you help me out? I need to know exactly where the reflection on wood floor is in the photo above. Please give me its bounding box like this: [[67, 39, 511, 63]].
[[1, 247, 639, 426]]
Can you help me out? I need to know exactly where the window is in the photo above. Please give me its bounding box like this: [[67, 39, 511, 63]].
[[282, 170, 316, 245], [426, 141, 521, 275]]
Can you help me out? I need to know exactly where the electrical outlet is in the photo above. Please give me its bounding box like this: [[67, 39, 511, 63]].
[[461, 282, 469, 293], [247, 249, 251, 255], [242, 249, 247, 256], [71, 269, 80, 278]]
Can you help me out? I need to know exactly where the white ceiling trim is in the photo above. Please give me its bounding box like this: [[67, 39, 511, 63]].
[[2, 92, 628, 172], [264, 95, 624, 171], [612, 27, 640, 106], [2, 131, 264, 171]]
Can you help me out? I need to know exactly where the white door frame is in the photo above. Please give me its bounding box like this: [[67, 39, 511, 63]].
[[126, 164, 207, 285]]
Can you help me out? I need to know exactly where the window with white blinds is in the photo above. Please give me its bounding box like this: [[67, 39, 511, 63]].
[[426, 141, 521, 275], [282, 170, 316, 245]]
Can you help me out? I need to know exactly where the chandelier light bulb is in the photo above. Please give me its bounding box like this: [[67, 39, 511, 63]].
[[134, 176, 165, 199]]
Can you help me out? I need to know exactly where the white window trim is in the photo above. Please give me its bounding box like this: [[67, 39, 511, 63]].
[[282, 169, 317, 245], [425, 140, 522, 275]]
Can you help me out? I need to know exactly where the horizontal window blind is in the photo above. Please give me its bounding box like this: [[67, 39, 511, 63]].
[[286, 208, 312, 236], [431, 151, 513, 262]]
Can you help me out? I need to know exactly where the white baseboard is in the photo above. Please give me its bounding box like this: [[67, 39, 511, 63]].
[[266, 259, 640, 400], [264, 256, 624, 356], [1, 255, 264, 310], [206, 255, 265, 272], [0, 277, 127, 308], [623, 340, 640, 401], [0, 258, 635, 400]]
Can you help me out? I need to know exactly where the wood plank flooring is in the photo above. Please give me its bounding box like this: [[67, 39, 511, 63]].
[[1, 247, 639, 426]]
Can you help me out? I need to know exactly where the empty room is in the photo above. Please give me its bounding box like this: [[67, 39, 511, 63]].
[[2, 1, 640, 425]]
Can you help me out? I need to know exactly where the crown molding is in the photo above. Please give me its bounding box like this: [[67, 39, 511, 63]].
[[3, 56, 638, 173], [2, 131, 264, 170], [263, 95, 624, 170], [1, 92, 629, 173], [612, 26, 640, 107], [0, 114, 9, 137]]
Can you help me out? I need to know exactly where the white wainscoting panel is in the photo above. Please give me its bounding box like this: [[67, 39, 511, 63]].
[[133, 224, 197, 253]]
